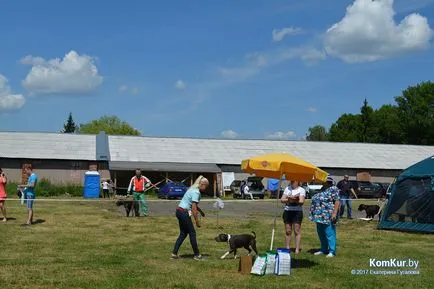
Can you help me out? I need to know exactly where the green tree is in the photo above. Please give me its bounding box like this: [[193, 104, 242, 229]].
[[328, 114, 363, 142], [360, 99, 379, 143], [79, 115, 141, 136], [306, 125, 329, 141], [394, 81, 434, 145], [62, 112, 78, 133], [373, 104, 403, 144]]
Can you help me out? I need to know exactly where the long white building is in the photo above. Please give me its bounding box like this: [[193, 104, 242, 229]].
[[1, 131, 433, 195]]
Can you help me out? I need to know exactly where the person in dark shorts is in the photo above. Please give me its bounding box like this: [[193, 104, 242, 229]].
[[280, 181, 306, 254]]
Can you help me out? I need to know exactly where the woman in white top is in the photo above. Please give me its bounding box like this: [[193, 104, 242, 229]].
[[101, 180, 110, 199], [280, 181, 306, 254]]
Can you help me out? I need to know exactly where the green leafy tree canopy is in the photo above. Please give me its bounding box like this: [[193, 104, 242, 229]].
[[306, 125, 329, 141], [79, 115, 141, 136]]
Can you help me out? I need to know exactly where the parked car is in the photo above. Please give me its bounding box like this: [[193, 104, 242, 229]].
[[372, 182, 390, 199], [230, 180, 242, 196], [301, 181, 324, 198], [269, 188, 284, 199], [158, 182, 188, 199], [232, 177, 265, 199], [354, 181, 383, 198]]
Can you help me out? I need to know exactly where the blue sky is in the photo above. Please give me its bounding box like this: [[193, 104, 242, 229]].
[[0, 0, 433, 139]]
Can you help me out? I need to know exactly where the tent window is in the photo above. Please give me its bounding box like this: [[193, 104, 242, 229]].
[[385, 177, 433, 224]]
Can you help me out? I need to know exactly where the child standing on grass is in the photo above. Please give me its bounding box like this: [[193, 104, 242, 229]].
[[0, 168, 8, 222]]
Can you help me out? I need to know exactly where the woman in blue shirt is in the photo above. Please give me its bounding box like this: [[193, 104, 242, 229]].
[[309, 176, 340, 257], [171, 176, 209, 260]]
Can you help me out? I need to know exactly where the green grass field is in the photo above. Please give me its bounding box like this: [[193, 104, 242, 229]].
[[0, 200, 433, 289]]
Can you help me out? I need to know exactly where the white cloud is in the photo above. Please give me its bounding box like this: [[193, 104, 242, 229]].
[[0, 74, 26, 111], [175, 80, 187, 90], [324, 0, 433, 63], [21, 50, 103, 95], [266, 131, 296, 140], [272, 27, 303, 42], [217, 46, 326, 82], [118, 85, 139, 95], [118, 85, 128, 92], [20, 55, 45, 66], [299, 48, 327, 65], [221, 130, 238, 139], [307, 106, 318, 113]]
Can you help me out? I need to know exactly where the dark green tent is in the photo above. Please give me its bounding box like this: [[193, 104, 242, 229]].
[[379, 156, 434, 233]]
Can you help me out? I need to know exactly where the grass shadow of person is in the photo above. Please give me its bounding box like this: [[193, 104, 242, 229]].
[[20, 219, 46, 227], [180, 254, 211, 259], [33, 219, 45, 225], [291, 258, 318, 269], [307, 248, 321, 254]]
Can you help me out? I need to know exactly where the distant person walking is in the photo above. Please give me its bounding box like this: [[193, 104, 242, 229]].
[[128, 169, 151, 216], [337, 175, 358, 219], [171, 176, 208, 260], [0, 168, 8, 222], [243, 181, 254, 200], [19, 165, 38, 226], [101, 179, 110, 199]]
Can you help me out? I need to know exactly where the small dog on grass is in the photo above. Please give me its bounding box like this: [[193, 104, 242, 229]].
[[215, 231, 258, 259], [358, 204, 381, 220], [115, 196, 136, 217]]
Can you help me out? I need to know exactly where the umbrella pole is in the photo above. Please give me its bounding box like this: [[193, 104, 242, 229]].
[[270, 173, 283, 251]]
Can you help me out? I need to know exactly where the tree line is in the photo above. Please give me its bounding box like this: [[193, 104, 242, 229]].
[[306, 81, 434, 145], [61, 113, 140, 136]]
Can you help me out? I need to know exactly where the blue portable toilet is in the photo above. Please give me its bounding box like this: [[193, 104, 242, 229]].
[[83, 171, 101, 198]]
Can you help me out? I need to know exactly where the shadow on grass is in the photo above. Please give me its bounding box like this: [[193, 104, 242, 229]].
[[291, 258, 318, 269], [20, 219, 46, 227], [179, 254, 211, 259], [307, 248, 321, 254], [4, 217, 17, 221]]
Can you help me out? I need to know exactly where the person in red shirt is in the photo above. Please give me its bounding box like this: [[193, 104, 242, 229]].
[[128, 169, 151, 216], [0, 168, 7, 222]]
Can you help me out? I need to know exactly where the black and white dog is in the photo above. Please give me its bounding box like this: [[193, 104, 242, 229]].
[[358, 204, 381, 220], [214, 231, 258, 259]]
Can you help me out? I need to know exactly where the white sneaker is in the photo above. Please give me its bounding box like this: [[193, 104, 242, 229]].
[[193, 254, 203, 261], [314, 251, 325, 256], [326, 253, 335, 258]]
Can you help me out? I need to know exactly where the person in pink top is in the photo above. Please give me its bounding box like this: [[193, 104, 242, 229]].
[[0, 168, 7, 222]]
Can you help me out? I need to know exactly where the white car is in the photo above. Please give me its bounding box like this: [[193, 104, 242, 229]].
[[302, 182, 323, 198]]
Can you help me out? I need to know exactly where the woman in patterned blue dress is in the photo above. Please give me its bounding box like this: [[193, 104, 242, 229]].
[[309, 176, 340, 257]]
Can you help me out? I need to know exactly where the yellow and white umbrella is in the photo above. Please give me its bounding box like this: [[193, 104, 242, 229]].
[[241, 153, 328, 250]]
